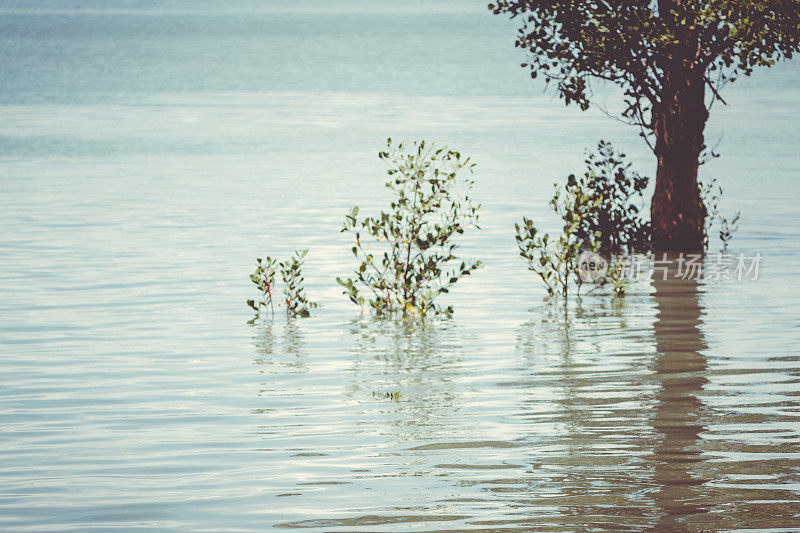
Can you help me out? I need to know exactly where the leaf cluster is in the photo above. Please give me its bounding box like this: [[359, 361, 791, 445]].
[[248, 256, 278, 318], [280, 249, 319, 318]]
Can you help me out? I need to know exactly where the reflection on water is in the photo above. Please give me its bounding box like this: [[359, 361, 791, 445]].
[[651, 256, 710, 529], [512, 297, 657, 530], [252, 321, 307, 372], [344, 318, 466, 436]]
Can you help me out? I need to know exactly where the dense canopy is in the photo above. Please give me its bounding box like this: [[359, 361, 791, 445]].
[[490, 0, 800, 137]]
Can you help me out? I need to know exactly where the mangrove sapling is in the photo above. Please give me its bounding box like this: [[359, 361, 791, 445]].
[[515, 173, 603, 300], [248, 256, 278, 319], [279, 249, 318, 318], [248, 250, 318, 319], [337, 139, 482, 316], [516, 143, 742, 304]]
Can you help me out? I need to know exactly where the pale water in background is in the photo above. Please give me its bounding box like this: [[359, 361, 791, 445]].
[[1, 1, 800, 530]]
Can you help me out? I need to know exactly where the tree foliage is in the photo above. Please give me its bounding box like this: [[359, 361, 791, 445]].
[[489, 0, 800, 143]]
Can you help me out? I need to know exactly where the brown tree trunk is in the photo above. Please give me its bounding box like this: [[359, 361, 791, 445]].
[[651, 70, 708, 252]]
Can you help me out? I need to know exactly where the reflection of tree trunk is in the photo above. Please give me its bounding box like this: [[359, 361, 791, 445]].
[[651, 68, 708, 252], [651, 254, 710, 529]]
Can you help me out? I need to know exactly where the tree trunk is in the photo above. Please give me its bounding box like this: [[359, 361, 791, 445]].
[[651, 70, 708, 252]]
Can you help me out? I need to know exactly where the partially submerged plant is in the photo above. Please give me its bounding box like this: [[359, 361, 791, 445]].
[[279, 249, 318, 318], [516, 143, 643, 300], [248, 249, 317, 319], [518, 141, 744, 301], [576, 141, 650, 254], [515, 173, 602, 300], [248, 256, 278, 318], [337, 139, 482, 316]]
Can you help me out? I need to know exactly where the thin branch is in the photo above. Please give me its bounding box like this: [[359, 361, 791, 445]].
[[705, 76, 728, 107]]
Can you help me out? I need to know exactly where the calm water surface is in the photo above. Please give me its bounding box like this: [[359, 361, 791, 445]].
[[1, 1, 799, 531]]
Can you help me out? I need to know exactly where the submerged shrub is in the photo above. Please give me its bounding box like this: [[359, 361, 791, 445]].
[[248, 249, 318, 319], [576, 141, 650, 254], [516, 142, 643, 299], [516, 173, 605, 299], [517, 141, 743, 300], [337, 139, 482, 316]]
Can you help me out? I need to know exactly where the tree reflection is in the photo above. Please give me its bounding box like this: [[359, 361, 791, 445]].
[[650, 254, 710, 530], [514, 298, 655, 529]]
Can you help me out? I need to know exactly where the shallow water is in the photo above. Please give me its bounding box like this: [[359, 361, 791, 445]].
[[1, 1, 800, 531]]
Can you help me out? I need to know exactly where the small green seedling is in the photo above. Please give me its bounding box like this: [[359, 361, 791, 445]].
[[248, 249, 318, 319]]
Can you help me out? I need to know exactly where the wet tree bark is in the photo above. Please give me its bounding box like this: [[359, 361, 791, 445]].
[[651, 67, 709, 252]]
